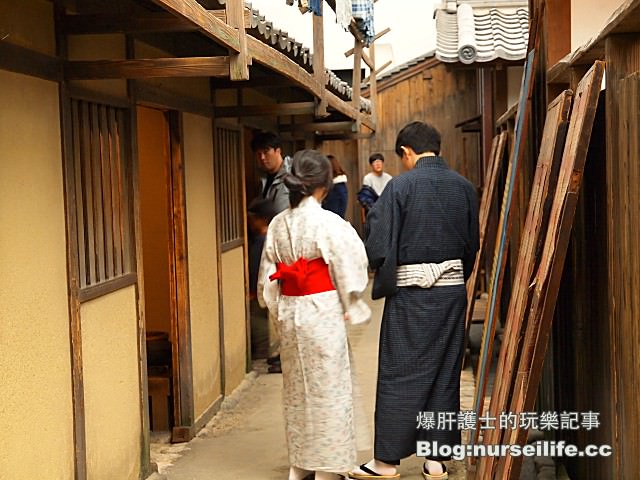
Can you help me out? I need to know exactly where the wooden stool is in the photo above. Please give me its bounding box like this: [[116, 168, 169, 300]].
[[148, 375, 171, 431]]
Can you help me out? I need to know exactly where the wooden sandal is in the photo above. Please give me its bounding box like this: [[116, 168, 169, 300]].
[[348, 464, 401, 479], [421, 462, 448, 479]]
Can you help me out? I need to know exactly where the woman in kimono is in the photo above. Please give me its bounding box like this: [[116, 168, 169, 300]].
[[258, 150, 371, 480]]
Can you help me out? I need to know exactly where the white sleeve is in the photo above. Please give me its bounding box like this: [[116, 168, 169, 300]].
[[257, 226, 280, 317], [324, 221, 371, 326]]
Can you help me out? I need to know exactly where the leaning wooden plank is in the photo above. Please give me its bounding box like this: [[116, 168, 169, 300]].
[[470, 43, 540, 452], [464, 131, 507, 334], [475, 89, 573, 480], [498, 60, 605, 480]]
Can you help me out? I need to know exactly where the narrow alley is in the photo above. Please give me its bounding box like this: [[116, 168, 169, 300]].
[[151, 285, 473, 480]]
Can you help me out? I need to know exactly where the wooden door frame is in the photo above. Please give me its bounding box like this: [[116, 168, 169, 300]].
[[166, 110, 195, 443]]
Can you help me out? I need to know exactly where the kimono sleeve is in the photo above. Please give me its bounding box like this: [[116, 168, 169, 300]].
[[257, 225, 279, 317], [325, 221, 371, 326], [364, 180, 401, 299]]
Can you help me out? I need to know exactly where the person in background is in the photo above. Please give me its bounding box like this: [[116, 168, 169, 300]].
[[362, 153, 392, 197], [250, 130, 291, 372], [247, 198, 279, 372], [322, 154, 349, 218], [359, 153, 392, 224], [350, 121, 479, 480], [258, 150, 371, 480], [251, 130, 290, 214]]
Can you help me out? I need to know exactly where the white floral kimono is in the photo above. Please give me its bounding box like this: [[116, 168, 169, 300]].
[[257, 196, 371, 473]]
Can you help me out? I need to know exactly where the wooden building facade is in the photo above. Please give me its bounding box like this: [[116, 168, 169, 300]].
[[466, 0, 640, 478], [0, 0, 374, 479], [539, 0, 640, 478]]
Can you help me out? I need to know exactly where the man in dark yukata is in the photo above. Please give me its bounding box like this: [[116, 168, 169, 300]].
[[350, 121, 479, 480]]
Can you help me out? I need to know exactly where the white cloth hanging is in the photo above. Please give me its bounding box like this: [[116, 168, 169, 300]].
[[336, 0, 353, 30]]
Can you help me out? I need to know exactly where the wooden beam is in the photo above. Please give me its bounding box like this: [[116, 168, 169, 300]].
[[135, 83, 213, 117], [313, 2, 327, 116], [345, 28, 389, 57], [361, 50, 374, 70], [247, 36, 322, 96], [61, 10, 251, 34], [246, 37, 372, 128], [150, 0, 241, 52], [278, 121, 354, 132], [214, 101, 315, 117], [315, 132, 373, 140], [226, 0, 249, 80], [362, 60, 392, 84], [0, 41, 62, 82], [211, 76, 297, 89], [65, 57, 230, 79], [374, 27, 391, 42]]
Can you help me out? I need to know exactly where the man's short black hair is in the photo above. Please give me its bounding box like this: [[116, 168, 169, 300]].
[[368, 152, 385, 164], [251, 130, 282, 152], [247, 197, 277, 222], [395, 121, 441, 157]]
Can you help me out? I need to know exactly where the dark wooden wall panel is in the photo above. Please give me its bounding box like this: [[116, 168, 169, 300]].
[[605, 34, 640, 479], [554, 91, 613, 479], [367, 63, 480, 186]]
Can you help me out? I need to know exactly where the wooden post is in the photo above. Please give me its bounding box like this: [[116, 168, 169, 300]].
[[368, 43, 377, 123], [226, 0, 249, 80], [352, 40, 362, 114], [313, 4, 327, 116]]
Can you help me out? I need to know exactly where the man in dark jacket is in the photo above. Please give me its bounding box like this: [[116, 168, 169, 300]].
[[250, 131, 291, 373], [251, 131, 290, 214], [350, 121, 479, 480]]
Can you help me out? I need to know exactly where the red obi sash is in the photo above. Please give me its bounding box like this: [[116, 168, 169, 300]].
[[269, 257, 335, 296]]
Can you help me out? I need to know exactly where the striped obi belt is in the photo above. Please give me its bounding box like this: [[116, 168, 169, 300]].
[[396, 259, 465, 288], [269, 257, 336, 296]]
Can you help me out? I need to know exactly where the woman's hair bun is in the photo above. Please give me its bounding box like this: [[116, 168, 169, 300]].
[[284, 173, 307, 194]]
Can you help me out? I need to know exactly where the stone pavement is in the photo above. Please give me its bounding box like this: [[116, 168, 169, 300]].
[[152, 285, 476, 480]]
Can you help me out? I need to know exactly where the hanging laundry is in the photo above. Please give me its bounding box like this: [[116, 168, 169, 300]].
[[336, 0, 353, 30], [351, 0, 375, 45], [309, 0, 323, 15], [286, 0, 294, 5], [298, 0, 310, 14]]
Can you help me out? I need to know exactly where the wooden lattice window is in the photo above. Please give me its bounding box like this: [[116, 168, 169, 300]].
[[214, 126, 244, 249], [69, 99, 134, 290]]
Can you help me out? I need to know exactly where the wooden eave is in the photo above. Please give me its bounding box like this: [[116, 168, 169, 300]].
[[547, 0, 640, 84], [5, 0, 375, 128], [148, 0, 374, 128]]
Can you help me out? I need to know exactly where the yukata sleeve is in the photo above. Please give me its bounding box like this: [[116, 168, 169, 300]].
[[364, 180, 400, 299], [325, 222, 371, 326], [463, 183, 480, 281], [257, 225, 279, 317]]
